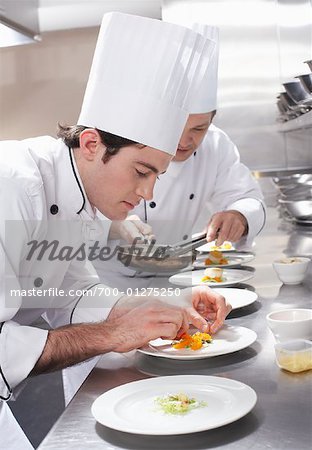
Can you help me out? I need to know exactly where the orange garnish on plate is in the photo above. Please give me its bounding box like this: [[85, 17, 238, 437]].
[[172, 332, 212, 351], [201, 275, 223, 283]]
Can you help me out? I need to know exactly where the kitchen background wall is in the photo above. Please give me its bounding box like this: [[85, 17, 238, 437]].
[[0, 0, 311, 171], [0, 0, 161, 140], [0, 26, 99, 138], [162, 0, 312, 171]]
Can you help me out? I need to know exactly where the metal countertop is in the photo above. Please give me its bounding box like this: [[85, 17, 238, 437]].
[[39, 207, 312, 450]]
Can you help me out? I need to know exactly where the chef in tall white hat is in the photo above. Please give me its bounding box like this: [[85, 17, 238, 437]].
[[0, 12, 230, 448], [95, 22, 265, 265]]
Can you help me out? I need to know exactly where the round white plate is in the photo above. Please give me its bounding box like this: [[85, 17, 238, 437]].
[[213, 288, 258, 310], [169, 268, 255, 287], [137, 325, 257, 360], [91, 375, 257, 435], [196, 240, 235, 252], [193, 252, 255, 269]]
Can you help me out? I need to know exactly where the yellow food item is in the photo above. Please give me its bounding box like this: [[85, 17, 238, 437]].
[[205, 267, 223, 277], [277, 351, 312, 373], [201, 267, 224, 283], [172, 332, 212, 351], [210, 241, 233, 251], [204, 250, 229, 266], [278, 257, 304, 264], [201, 275, 223, 283]]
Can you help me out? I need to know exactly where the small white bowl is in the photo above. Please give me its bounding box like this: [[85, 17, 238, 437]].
[[275, 339, 312, 373], [267, 308, 312, 341], [272, 256, 310, 285]]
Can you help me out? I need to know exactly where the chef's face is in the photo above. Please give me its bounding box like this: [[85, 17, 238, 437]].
[[173, 112, 214, 162], [76, 130, 171, 220]]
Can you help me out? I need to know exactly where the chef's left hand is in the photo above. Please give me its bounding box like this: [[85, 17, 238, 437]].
[[206, 210, 248, 246], [178, 286, 232, 335]]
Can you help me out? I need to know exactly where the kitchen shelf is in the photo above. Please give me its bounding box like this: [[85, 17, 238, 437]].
[[277, 110, 312, 132], [252, 167, 312, 178]]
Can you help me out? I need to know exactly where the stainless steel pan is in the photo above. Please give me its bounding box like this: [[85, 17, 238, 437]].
[[117, 232, 207, 273]]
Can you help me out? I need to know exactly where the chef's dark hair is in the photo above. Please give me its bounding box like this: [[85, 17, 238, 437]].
[[57, 124, 142, 163]]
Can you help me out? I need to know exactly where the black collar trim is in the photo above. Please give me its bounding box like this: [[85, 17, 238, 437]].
[[68, 147, 85, 214], [0, 322, 13, 401]]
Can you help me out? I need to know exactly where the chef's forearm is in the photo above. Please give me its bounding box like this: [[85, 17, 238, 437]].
[[31, 322, 117, 375], [32, 294, 133, 375]]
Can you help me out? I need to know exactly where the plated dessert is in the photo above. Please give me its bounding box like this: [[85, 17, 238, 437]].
[[196, 240, 235, 253], [203, 250, 229, 266], [172, 332, 213, 350], [193, 251, 255, 269], [169, 267, 255, 287], [154, 392, 207, 415], [201, 267, 225, 283], [138, 325, 257, 360]]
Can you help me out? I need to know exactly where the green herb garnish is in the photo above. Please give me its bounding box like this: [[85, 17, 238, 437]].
[[154, 392, 207, 415]]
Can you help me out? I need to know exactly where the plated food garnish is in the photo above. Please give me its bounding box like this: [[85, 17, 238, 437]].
[[210, 241, 233, 251], [172, 331, 213, 350], [138, 325, 257, 360], [278, 257, 304, 264], [201, 267, 225, 283], [204, 250, 229, 266], [154, 392, 207, 415]]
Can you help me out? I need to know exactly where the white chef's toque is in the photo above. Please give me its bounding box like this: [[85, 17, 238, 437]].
[[78, 12, 216, 155], [190, 23, 219, 113]]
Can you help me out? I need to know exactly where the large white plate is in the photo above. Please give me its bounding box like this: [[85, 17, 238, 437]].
[[193, 252, 255, 269], [169, 268, 255, 287], [213, 288, 258, 310], [196, 240, 235, 252], [91, 375, 257, 435], [137, 325, 257, 360]]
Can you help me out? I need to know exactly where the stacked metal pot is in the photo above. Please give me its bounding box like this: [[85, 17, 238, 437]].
[[273, 174, 312, 225], [277, 60, 312, 122]]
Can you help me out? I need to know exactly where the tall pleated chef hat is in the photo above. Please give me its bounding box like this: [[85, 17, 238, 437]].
[[189, 24, 219, 113], [77, 12, 215, 155]]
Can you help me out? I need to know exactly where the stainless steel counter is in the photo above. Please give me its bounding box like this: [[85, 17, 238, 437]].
[[39, 207, 312, 450]]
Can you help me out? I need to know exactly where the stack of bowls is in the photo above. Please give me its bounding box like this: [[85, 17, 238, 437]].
[[276, 60, 312, 122], [273, 174, 312, 225]]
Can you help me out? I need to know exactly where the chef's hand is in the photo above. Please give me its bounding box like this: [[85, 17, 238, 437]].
[[206, 210, 248, 246], [107, 298, 189, 353], [179, 286, 232, 334], [108, 214, 155, 243], [107, 285, 231, 352]]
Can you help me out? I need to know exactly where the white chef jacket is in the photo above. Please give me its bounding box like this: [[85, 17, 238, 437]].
[[62, 124, 266, 406], [95, 124, 266, 289], [0, 136, 122, 448]]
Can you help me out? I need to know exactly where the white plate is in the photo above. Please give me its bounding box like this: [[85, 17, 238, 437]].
[[193, 252, 255, 269], [196, 240, 235, 252], [91, 375, 257, 435], [169, 268, 255, 287], [213, 288, 258, 310], [137, 325, 257, 360]]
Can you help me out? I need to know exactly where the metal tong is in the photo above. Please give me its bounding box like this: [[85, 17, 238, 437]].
[[160, 231, 208, 258]]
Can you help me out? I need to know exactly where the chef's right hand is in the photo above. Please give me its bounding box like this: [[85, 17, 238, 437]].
[[206, 210, 247, 245], [106, 298, 189, 352], [108, 214, 154, 243]]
